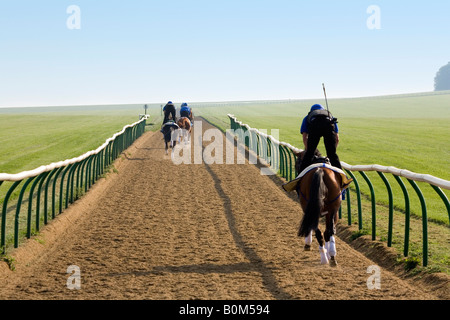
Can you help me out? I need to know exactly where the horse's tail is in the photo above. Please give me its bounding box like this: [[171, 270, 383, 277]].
[[298, 169, 326, 237]]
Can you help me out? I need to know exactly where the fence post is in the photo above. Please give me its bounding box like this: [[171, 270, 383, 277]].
[[360, 171, 376, 240], [68, 162, 79, 205], [346, 187, 352, 225], [14, 177, 36, 248], [79, 157, 89, 195], [430, 185, 450, 224], [85, 156, 93, 192], [51, 166, 65, 219], [407, 179, 428, 267], [36, 171, 50, 232], [288, 148, 296, 181], [27, 172, 47, 238], [393, 175, 411, 257], [1, 180, 23, 252], [279, 145, 287, 179], [345, 170, 362, 230], [377, 172, 394, 247], [59, 164, 73, 215], [44, 168, 59, 225]]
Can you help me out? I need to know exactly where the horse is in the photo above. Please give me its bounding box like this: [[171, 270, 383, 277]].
[[294, 150, 344, 267], [177, 117, 192, 144], [161, 121, 179, 155]]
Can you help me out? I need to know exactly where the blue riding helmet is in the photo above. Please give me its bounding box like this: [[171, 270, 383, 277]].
[[310, 104, 324, 112], [181, 103, 188, 107]]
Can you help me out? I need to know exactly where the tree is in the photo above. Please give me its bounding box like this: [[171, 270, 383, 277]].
[[434, 62, 450, 91]]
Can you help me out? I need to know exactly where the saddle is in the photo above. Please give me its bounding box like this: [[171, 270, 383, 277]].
[[282, 163, 353, 193]]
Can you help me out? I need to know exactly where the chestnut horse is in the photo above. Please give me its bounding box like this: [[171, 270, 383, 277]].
[[177, 117, 192, 144], [295, 151, 344, 267]]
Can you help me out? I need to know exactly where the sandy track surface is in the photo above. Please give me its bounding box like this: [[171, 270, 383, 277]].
[[0, 119, 443, 300]]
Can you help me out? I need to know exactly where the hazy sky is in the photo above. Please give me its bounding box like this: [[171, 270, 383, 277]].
[[0, 0, 449, 107]]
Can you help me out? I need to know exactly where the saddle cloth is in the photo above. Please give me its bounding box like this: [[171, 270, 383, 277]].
[[282, 163, 353, 193]]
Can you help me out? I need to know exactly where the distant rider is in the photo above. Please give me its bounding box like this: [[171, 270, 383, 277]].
[[180, 103, 194, 123], [163, 101, 177, 124]]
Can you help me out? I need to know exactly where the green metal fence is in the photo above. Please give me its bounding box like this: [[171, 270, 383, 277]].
[[229, 114, 450, 267], [0, 116, 147, 253]]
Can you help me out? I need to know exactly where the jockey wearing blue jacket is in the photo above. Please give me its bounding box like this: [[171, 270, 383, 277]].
[[180, 103, 194, 122], [298, 104, 341, 174]]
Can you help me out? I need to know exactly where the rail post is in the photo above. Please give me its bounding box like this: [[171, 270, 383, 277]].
[[27, 172, 47, 238], [14, 177, 36, 248], [430, 185, 450, 224], [1, 180, 23, 252], [393, 175, 411, 257], [377, 172, 394, 247], [345, 170, 362, 230], [35, 171, 50, 232], [407, 179, 428, 267], [359, 172, 376, 240]]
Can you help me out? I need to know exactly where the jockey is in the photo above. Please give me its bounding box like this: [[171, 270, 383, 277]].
[[180, 103, 194, 123], [298, 104, 342, 174], [163, 101, 176, 124]]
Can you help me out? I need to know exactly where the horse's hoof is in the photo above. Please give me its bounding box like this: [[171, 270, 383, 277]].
[[304, 245, 311, 251], [329, 257, 338, 267]]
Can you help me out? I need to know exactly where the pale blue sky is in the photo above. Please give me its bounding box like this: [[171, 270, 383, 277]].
[[0, 0, 449, 107]]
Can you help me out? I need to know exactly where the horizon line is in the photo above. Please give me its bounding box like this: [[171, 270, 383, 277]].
[[1, 90, 449, 109]]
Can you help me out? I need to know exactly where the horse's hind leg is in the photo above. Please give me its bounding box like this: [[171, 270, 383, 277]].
[[315, 229, 329, 265], [304, 231, 313, 251], [324, 212, 338, 267]]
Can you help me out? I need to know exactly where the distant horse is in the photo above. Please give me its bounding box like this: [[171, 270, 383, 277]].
[[293, 150, 345, 267], [161, 121, 179, 154], [177, 117, 192, 144]]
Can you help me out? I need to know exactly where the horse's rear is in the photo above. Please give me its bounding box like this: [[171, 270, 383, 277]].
[[178, 117, 191, 132], [297, 167, 342, 266], [161, 124, 178, 154], [177, 117, 192, 143]]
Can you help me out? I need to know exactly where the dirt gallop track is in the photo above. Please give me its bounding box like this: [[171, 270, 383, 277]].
[[0, 119, 441, 300]]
